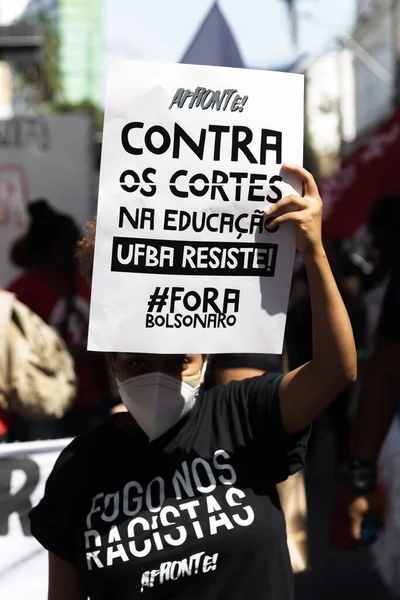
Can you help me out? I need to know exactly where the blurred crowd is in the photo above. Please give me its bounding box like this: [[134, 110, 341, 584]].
[[0, 199, 119, 442]]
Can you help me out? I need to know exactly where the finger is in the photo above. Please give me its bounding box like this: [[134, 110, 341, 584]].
[[266, 194, 308, 216], [349, 509, 363, 541], [266, 212, 302, 229], [266, 203, 306, 224], [282, 163, 318, 197]]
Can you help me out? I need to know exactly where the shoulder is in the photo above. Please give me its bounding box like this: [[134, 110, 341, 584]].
[[48, 420, 114, 481], [199, 373, 284, 436], [61, 419, 114, 457], [202, 372, 283, 402], [196, 374, 307, 477], [29, 424, 114, 564], [30, 422, 114, 527]]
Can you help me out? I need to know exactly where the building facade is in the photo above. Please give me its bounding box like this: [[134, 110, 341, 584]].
[[352, 0, 396, 137], [307, 0, 400, 179], [0, 62, 13, 119], [305, 49, 356, 178], [22, 0, 103, 106]]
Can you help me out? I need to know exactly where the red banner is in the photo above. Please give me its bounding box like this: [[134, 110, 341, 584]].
[[321, 108, 400, 238]]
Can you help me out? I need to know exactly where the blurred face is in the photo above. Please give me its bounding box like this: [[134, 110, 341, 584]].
[[112, 353, 204, 383]]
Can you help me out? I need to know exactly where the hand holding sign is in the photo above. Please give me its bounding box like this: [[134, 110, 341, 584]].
[[265, 164, 323, 257], [89, 60, 305, 354]]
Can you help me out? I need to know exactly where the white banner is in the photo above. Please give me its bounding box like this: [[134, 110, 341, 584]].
[[88, 60, 304, 354], [0, 439, 69, 600]]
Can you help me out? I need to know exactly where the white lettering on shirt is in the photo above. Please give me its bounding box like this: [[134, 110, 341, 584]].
[[84, 449, 258, 580]]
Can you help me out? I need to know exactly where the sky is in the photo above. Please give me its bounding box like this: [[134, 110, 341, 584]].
[[0, 0, 356, 68], [104, 0, 357, 68]]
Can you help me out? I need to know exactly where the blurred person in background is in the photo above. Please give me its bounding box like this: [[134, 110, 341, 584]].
[[327, 241, 368, 470], [348, 195, 400, 549], [7, 199, 110, 441], [204, 353, 308, 575], [286, 240, 367, 469], [361, 195, 400, 293]]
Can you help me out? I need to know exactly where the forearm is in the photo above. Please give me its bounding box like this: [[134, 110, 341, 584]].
[[303, 247, 357, 393]]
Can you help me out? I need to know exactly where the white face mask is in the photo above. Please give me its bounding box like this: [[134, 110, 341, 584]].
[[116, 369, 203, 441]]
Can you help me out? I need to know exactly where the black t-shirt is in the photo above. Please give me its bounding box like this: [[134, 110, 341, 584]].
[[30, 374, 309, 600], [379, 263, 400, 342]]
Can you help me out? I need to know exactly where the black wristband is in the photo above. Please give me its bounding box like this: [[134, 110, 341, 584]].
[[349, 458, 377, 496]]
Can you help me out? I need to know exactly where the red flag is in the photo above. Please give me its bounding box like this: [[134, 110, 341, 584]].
[[321, 107, 400, 238]]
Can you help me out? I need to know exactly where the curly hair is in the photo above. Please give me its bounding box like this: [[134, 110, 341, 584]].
[[76, 216, 97, 281]]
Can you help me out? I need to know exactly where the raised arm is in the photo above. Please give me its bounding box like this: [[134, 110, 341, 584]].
[[267, 164, 357, 435]]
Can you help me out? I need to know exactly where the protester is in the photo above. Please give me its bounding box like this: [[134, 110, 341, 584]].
[[29, 164, 356, 600], [328, 243, 368, 468], [7, 199, 110, 440], [349, 194, 400, 542], [205, 353, 308, 574], [286, 240, 367, 467]]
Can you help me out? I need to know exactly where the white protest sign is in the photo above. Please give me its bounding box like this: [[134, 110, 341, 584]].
[[88, 60, 304, 353]]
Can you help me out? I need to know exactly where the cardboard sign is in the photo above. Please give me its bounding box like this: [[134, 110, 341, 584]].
[[88, 60, 304, 353]]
